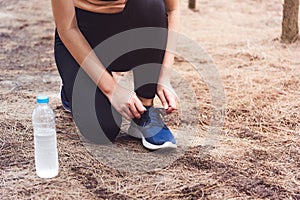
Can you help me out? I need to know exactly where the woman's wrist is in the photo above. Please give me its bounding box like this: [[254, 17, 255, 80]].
[[97, 72, 117, 99], [159, 63, 172, 83], [158, 75, 170, 84]]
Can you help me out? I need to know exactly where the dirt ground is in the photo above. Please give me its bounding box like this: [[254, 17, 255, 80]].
[[1, 0, 300, 199]]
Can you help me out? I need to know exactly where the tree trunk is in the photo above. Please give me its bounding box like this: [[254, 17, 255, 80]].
[[188, 0, 196, 9], [281, 0, 299, 43]]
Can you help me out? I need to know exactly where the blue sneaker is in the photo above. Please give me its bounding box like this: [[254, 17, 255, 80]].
[[128, 106, 177, 150], [60, 86, 71, 113]]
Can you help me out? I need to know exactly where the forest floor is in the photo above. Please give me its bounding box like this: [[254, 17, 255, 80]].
[[1, 0, 300, 199]]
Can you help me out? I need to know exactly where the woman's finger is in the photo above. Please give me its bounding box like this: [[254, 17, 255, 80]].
[[133, 97, 146, 114], [164, 90, 177, 113], [157, 90, 169, 109], [129, 102, 141, 119], [121, 109, 133, 120]]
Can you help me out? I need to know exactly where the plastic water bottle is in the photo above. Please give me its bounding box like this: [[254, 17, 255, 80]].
[[32, 96, 58, 178]]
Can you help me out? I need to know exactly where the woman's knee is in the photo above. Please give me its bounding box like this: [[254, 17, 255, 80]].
[[72, 98, 122, 144]]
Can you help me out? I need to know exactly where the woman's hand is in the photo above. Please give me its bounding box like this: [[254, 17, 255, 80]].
[[157, 80, 178, 114], [107, 84, 146, 120]]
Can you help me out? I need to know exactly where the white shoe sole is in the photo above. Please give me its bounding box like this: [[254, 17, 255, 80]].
[[62, 103, 71, 113], [128, 126, 177, 150], [142, 137, 177, 150]]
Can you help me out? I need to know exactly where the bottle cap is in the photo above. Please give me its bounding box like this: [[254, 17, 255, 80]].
[[36, 96, 49, 104]]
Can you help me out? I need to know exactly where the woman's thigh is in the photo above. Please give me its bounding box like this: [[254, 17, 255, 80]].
[[75, 0, 168, 72]]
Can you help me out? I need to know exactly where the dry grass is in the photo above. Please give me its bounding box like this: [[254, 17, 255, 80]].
[[1, 0, 300, 199]]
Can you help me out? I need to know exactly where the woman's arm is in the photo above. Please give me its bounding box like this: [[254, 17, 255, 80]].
[[162, 0, 180, 71], [51, 0, 145, 119], [52, 0, 116, 95], [157, 0, 180, 113]]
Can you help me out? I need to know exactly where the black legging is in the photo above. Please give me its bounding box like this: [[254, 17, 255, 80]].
[[54, 0, 168, 143]]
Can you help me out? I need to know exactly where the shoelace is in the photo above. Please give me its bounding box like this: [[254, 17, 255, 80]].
[[146, 107, 167, 128]]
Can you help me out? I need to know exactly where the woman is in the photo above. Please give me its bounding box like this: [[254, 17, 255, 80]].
[[51, 0, 180, 150]]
